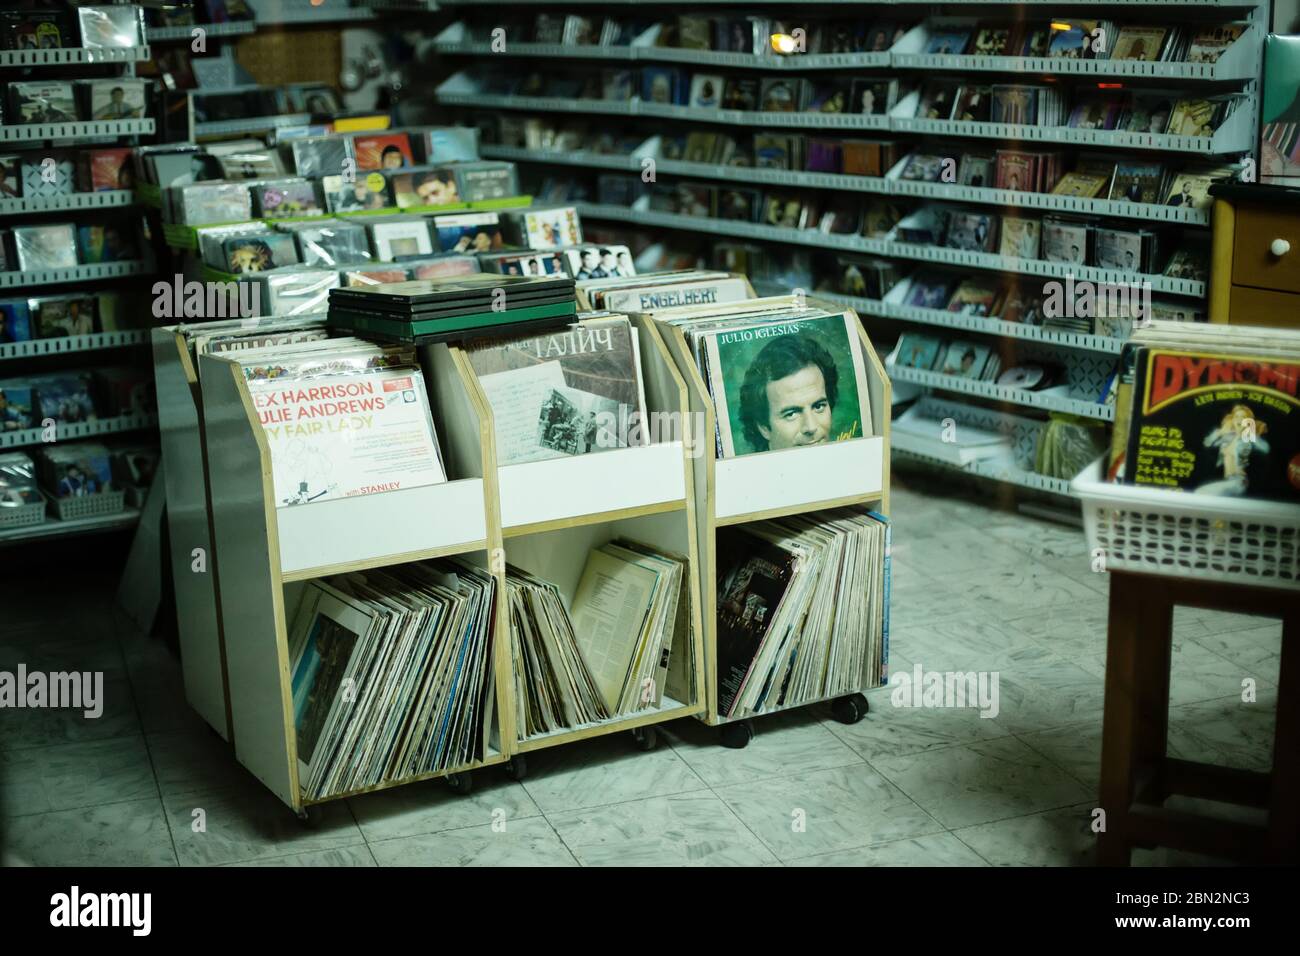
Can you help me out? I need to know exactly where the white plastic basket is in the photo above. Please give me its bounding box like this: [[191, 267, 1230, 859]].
[[48, 489, 126, 521], [0, 500, 47, 530], [1072, 457, 1300, 590]]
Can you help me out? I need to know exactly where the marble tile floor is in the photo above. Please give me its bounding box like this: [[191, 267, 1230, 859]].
[[0, 471, 1281, 866]]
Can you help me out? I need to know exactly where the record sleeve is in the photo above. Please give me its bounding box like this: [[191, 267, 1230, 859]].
[[391, 168, 460, 209], [253, 179, 322, 219], [431, 212, 503, 254], [86, 79, 146, 120], [370, 219, 435, 261], [13, 224, 78, 271], [322, 174, 389, 213], [353, 133, 414, 171], [77, 6, 144, 48], [11, 81, 77, 124], [562, 245, 634, 280]]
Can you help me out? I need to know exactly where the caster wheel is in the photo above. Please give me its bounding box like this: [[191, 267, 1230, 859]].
[[719, 720, 753, 749], [631, 725, 658, 751], [295, 807, 311, 824], [505, 756, 527, 782], [831, 693, 869, 725], [446, 771, 474, 795]]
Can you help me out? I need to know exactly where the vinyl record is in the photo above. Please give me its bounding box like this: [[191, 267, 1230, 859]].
[[998, 364, 1045, 389]]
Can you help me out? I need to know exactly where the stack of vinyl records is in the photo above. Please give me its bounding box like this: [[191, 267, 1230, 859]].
[[506, 565, 609, 738], [715, 508, 890, 719], [507, 539, 691, 739], [289, 559, 497, 801], [326, 273, 577, 345]]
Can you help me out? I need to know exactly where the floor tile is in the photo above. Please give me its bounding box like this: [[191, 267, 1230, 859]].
[[800, 831, 988, 867], [225, 845, 377, 867], [661, 711, 863, 788], [714, 764, 943, 861], [348, 772, 542, 842], [518, 732, 707, 814], [1167, 694, 1276, 773], [163, 785, 365, 867], [824, 689, 1009, 762], [1, 797, 176, 866], [872, 736, 1091, 829], [548, 791, 777, 866], [953, 803, 1098, 866], [368, 816, 576, 866], [0, 734, 156, 817], [939, 564, 1102, 622]]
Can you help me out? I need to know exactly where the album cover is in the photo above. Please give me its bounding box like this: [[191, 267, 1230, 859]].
[[915, 81, 957, 120], [509, 206, 582, 250], [390, 168, 459, 209], [924, 28, 971, 55], [999, 216, 1042, 259], [10, 82, 77, 124], [409, 257, 480, 280], [1164, 171, 1215, 210], [78, 148, 132, 193], [13, 224, 77, 270], [722, 77, 760, 111], [1112, 26, 1169, 62], [688, 74, 725, 109], [1162, 248, 1208, 282], [290, 137, 353, 179], [32, 295, 96, 337], [1095, 228, 1147, 273], [291, 85, 343, 115], [900, 154, 946, 182], [176, 182, 253, 225], [76, 224, 138, 264], [959, 154, 994, 187], [322, 174, 389, 212], [1, 11, 67, 51], [972, 27, 1013, 56], [353, 133, 415, 171], [370, 219, 435, 260], [940, 341, 992, 379], [947, 278, 1005, 317], [1188, 25, 1245, 64], [277, 220, 369, 269], [641, 67, 686, 105], [803, 80, 851, 114], [423, 126, 480, 164], [990, 85, 1039, 125], [87, 79, 146, 120], [893, 333, 944, 370], [1042, 218, 1090, 264], [759, 78, 801, 113], [1047, 20, 1097, 59], [224, 234, 300, 274], [431, 212, 502, 254], [683, 131, 720, 164], [833, 256, 898, 299], [562, 245, 634, 279], [1109, 162, 1165, 203], [806, 139, 842, 173], [1051, 171, 1110, 198], [0, 299, 32, 343], [452, 161, 519, 202], [467, 317, 645, 466], [904, 271, 956, 309], [77, 6, 144, 48], [952, 85, 993, 122], [753, 134, 797, 169], [0, 155, 21, 199], [1122, 97, 1174, 134], [482, 251, 565, 277], [344, 268, 409, 287], [1167, 98, 1224, 137], [39, 441, 112, 495], [253, 180, 322, 219], [946, 211, 997, 252], [761, 194, 807, 229], [1124, 345, 1300, 502], [716, 188, 761, 222]]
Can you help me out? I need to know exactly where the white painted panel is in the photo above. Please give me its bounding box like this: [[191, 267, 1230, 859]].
[[715, 437, 885, 520], [277, 479, 487, 575], [498, 442, 686, 530]]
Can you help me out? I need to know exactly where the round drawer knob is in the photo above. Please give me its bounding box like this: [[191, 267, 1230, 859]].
[[1270, 238, 1291, 257]]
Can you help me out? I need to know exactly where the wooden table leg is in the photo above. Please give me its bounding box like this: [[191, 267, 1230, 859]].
[[1098, 573, 1142, 865], [1270, 612, 1299, 863]]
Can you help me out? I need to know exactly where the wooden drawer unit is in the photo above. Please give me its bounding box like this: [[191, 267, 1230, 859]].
[[1228, 284, 1300, 327], [1233, 205, 1300, 294]]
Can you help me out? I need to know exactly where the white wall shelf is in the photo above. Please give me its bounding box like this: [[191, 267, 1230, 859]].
[[483, 145, 1211, 226], [195, 114, 314, 137], [0, 330, 149, 361], [805, 289, 1128, 354], [894, 443, 1073, 496], [0, 260, 156, 290], [0, 47, 151, 68], [0, 412, 159, 450], [575, 202, 1205, 298], [0, 508, 141, 546], [146, 22, 256, 42], [0, 119, 155, 144], [0, 191, 138, 218], [889, 364, 1114, 421]]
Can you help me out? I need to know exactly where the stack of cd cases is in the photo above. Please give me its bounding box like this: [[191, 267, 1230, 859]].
[[326, 273, 576, 345]]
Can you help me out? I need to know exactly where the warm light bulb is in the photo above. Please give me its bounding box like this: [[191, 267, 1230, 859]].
[[770, 34, 798, 55]]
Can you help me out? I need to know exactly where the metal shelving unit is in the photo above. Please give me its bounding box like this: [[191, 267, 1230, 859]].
[[0, 509, 142, 547], [0, 331, 149, 362], [889, 366, 1114, 421], [145, 22, 257, 42], [0, 191, 137, 217], [0, 46, 151, 67], [0, 412, 160, 451], [0, 260, 156, 290], [0, 119, 155, 145]]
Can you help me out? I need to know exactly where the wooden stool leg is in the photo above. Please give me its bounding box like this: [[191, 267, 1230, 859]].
[[1098, 573, 1174, 865], [1270, 612, 1300, 863]]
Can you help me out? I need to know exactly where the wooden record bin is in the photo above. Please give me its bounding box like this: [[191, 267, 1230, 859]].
[[152, 327, 232, 742], [652, 295, 892, 747], [198, 343, 511, 813], [451, 314, 707, 761]]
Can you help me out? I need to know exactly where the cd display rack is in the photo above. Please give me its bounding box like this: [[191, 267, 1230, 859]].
[[0, 7, 158, 546], [652, 294, 891, 746], [196, 322, 705, 813], [430, 0, 1268, 500]]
